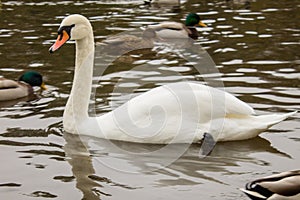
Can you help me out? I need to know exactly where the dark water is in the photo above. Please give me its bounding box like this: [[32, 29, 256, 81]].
[[0, 0, 299, 199]]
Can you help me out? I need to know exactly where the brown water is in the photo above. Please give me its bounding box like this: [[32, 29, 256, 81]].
[[0, 0, 299, 199]]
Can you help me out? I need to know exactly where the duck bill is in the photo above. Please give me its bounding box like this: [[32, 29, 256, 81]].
[[49, 30, 69, 53], [40, 82, 47, 90], [198, 21, 207, 27]]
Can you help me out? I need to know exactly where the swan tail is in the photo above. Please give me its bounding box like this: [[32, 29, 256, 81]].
[[255, 111, 297, 128], [219, 111, 297, 141]]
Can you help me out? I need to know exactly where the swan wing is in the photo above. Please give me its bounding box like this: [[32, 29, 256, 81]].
[[186, 82, 255, 116], [97, 82, 254, 143], [90, 82, 294, 143]]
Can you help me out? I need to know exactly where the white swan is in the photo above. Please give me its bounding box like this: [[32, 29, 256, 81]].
[[49, 14, 296, 144]]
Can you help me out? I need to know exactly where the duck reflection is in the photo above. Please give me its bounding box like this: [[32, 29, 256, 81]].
[[0, 94, 37, 108]]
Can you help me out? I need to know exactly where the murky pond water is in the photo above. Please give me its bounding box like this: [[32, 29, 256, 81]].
[[0, 0, 299, 199]]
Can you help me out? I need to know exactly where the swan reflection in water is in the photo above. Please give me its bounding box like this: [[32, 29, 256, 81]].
[[63, 132, 291, 199]]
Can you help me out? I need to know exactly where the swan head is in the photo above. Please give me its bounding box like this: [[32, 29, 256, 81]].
[[185, 13, 207, 27], [49, 14, 92, 53]]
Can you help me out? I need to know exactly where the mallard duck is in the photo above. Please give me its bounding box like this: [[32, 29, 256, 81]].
[[49, 14, 295, 144], [240, 170, 300, 200], [0, 71, 46, 101], [99, 28, 157, 54], [147, 13, 207, 39]]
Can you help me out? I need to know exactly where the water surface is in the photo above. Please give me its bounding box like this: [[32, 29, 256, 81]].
[[0, 0, 299, 199]]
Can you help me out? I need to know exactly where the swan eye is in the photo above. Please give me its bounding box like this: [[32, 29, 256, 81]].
[[57, 24, 75, 40]]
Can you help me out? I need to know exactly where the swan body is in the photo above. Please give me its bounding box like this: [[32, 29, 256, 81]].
[[147, 13, 207, 39], [241, 170, 300, 200], [49, 14, 296, 144], [0, 71, 45, 101]]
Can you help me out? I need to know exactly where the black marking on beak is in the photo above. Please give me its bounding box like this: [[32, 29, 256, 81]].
[[57, 24, 75, 40]]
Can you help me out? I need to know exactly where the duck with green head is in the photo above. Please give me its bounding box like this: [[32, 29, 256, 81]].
[[0, 71, 46, 101], [147, 13, 207, 39]]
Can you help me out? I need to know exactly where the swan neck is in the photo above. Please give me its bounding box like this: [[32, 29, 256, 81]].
[[64, 34, 94, 126], [75, 37, 94, 69]]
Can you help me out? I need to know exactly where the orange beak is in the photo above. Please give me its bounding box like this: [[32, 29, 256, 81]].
[[198, 21, 207, 27], [49, 30, 70, 53]]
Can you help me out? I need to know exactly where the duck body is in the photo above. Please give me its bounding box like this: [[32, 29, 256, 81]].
[[147, 13, 206, 39], [0, 78, 31, 101], [49, 14, 295, 144], [0, 71, 45, 101], [99, 29, 156, 54], [147, 22, 192, 38], [241, 170, 300, 200]]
